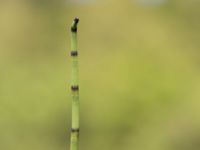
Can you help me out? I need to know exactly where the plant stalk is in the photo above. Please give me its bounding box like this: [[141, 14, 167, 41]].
[[70, 17, 80, 150]]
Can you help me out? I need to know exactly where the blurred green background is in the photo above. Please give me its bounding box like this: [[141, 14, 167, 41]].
[[1, 0, 200, 150]]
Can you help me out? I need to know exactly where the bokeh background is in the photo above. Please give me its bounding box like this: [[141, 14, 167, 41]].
[[1, 0, 200, 150]]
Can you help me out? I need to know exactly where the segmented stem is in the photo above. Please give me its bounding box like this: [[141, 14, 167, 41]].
[[70, 17, 80, 150]]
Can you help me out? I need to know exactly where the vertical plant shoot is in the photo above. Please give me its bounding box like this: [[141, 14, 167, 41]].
[[70, 17, 80, 150]]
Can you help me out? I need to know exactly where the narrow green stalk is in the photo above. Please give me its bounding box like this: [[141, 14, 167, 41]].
[[70, 17, 80, 150]]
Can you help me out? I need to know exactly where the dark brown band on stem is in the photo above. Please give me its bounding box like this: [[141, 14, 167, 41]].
[[71, 85, 79, 91], [71, 51, 78, 56], [71, 27, 77, 32], [71, 128, 79, 133]]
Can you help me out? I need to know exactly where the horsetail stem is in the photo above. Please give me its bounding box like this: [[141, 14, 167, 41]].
[[70, 17, 80, 150]]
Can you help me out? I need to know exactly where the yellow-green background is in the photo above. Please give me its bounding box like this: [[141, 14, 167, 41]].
[[0, 0, 200, 150]]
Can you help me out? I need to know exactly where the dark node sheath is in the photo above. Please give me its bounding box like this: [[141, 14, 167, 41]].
[[71, 27, 77, 32], [71, 85, 79, 91], [71, 128, 80, 133], [71, 51, 78, 56]]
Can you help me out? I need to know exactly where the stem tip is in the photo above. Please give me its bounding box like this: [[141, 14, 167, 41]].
[[71, 17, 79, 32], [74, 17, 79, 24]]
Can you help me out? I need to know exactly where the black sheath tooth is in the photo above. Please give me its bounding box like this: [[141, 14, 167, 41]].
[[71, 85, 79, 91], [71, 51, 78, 56]]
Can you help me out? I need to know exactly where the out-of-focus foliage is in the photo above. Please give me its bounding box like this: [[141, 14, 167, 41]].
[[0, 0, 200, 150]]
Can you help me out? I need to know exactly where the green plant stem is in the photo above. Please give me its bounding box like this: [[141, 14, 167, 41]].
[[70, 18, 80, 150]]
